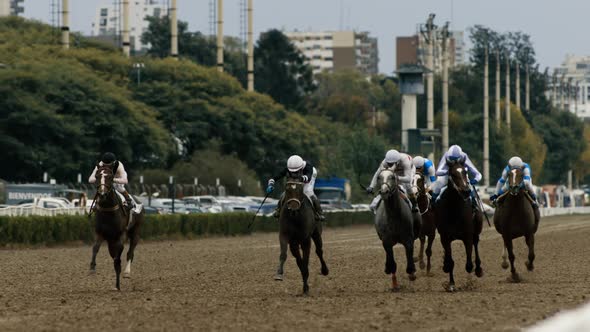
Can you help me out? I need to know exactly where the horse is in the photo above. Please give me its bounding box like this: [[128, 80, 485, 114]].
[[414, 172, 436, 275], [493, 167, 537, 282], [374, 169, 417, 291], [276, 176, 329, 295], [434, 162, 484, 292], [89, 165, 144, 290]]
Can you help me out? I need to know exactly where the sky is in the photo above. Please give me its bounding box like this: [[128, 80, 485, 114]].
[[22, 0, 590, 74]]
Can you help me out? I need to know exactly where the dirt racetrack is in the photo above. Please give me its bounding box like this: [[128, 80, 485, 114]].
[[1, 214, 589, 331]]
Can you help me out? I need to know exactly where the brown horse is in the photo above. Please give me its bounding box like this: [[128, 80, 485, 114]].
[[434, 162, 484, 292], [493, 167, 537, 282], [277, 177, 329, 295], [89, 165, 144, 290], [415, 173, 436, 275]]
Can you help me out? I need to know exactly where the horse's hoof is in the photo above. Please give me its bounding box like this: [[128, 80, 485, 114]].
[[446, 284, 456, 293], [475, 268, 484, 278], [426, 271, 434, 277], [391, 286, 401, 292], [419, 261, 426, 270], [303, 286, 309, 295], [525, 261, 534, 272], [123, 273, 131, 279], [511, 273, 521, 283], [501, 262, 509, 270], [408, 273, 417, 281], [88, 269, 96, 276], [274, 274, 284, 281], [112, 287, 120, 291], [321, 266, 329, 276]]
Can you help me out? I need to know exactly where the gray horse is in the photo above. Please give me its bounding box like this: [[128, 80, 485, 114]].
[[274, 178, 329, 295], [375, 169, 417, 291], [493, 167, 538, 283]]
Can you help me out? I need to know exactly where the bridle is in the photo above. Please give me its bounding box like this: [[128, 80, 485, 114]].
[[379, 170, 398, 198], [284, 180, 305, 212], [95, 167, 120, 212], [448, 163, 470, 201], [508, 168, 525, 196]]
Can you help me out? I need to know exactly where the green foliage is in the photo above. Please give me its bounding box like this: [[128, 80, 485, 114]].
[[0, 211, 374, 246], [254, 29, 315, 112]]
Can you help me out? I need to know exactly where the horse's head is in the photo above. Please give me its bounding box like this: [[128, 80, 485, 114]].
[[507, 167, 525, 196], [95, 166, 115, 198], [414, 172, 426, 194], [378, 169, 399, 198], [448, 162, 471, 199], [284, 177, 305, 211]]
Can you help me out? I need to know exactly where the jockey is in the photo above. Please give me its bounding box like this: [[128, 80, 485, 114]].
[[266, 155, 325, 221], [88, 152, 136, 210], [412, 156, 436, 193], [431, 145, 482, 205], [490, 156, 540, 221], [366, 149, 418, 213]]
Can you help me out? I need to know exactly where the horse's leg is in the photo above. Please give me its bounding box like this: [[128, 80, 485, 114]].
[[274, 232, 288, 281], [289, 242, 308, 295], [426, 230, 435, 276], [525, 233, 535, 272], [404, 238, 417, 281], [123, 229, 139, 279], [463, 237, 474, 274], [505, 237, 519, 282], [89, 235, 103, 273], [382, 241, 399, 291], [501, 246, 509, 269], [441, 237, 455, 292], [107, 239, 124, 290], [311, 226, 329, 276], [301, 238, 312, 295], [473, 233, 483, 278], [416, 234, 426, 270]]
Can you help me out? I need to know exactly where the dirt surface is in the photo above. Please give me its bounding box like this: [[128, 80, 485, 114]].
[[1, 214, 589, 332]]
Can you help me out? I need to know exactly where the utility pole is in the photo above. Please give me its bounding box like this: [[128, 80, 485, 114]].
[[217, 0, 224, 72], [495, 50, 501, 128], [505, 52, 511, 128], [420, 13, 436, 159], [560, 74, 565, 111], [122, 0, 130, 57], [575, 80, 579, 116], [170, 0, 178, 59], [61, 0, 69, 49], [441, 22, 450, 153], [552, 71, 557, 108], [514, 58, 520, 110], [567, 77, 573, 113], [247, 0, 254, 91], [483, 45, 490, 187], [525, 64, 530, 112]]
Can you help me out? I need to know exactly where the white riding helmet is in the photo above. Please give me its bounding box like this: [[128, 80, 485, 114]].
[[413, 156, 425, 168], [508, 156, 524, 169], [287, 155, 306, 172], [446, 145, 464, 163], [385, 149, 401, 165]]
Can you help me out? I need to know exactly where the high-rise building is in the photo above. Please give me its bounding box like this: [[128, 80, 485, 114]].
[[396, 28, 465, 72], [285, 30, 379, 76], [0, 0, 24, 16], [91, 0, 166, 53], [551, 54, 590, 121]]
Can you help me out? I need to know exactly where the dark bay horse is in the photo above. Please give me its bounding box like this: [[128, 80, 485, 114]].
[[493, 167, 537, 282], [375, 169, 417, 291], [89, 165, 144, 290], [276, 177, 329, 295], [435, 162, 484, 292], [415, 173, 436, 275]]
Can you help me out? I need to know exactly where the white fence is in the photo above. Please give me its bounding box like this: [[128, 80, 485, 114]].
[[0, 206, 87, 217], [539, 206, 590, 217]]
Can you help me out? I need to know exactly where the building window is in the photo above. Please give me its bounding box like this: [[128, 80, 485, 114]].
[[100, 8, 108, 16], [100, 18, 107, 26], [313, 45, 321, 50], [312, 55, 321, 59], [324, 35, 333, 40], [154, 8, 161, 16]]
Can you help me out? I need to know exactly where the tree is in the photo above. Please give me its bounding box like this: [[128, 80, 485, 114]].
[[254, 29, 315, 112]]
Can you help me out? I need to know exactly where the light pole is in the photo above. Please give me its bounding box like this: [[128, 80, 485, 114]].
[[133, 63, 144, 85]]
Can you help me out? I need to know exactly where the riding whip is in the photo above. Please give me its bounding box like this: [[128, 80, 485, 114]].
[[472, 184, 491, 227], [248, 192, 272, 230]]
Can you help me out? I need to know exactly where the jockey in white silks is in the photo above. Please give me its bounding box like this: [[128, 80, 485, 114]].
[[431, 145, 482, 207], [491, 156, 540, 224], [266, 155, 325, 221], [88, 152, 136, 210], [366, 149, 418, 213]]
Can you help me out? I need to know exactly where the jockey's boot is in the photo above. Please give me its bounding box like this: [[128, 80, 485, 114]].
[[122, 191, 135, 211], [409, 194, 419, 213], [529, 193, 541, 232], [311, 195, 326, 221]]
